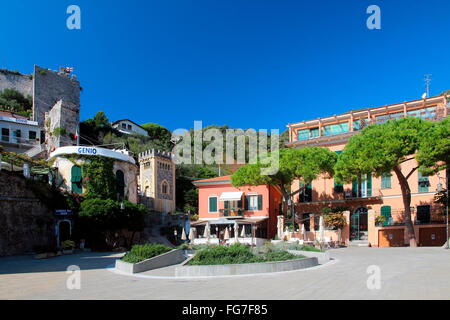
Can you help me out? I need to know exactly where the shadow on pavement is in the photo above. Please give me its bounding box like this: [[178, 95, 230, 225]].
[[0, 252, 123, 275]]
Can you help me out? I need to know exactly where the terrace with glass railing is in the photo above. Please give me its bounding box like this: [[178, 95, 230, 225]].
[[287, 94, 450, 147]]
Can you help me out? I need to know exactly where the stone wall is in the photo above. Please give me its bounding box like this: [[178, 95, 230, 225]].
[[44, 100, 79, 153], [33, 65, 80, 126], [0, 70, 33, 97], [0, 171, 55, 256]]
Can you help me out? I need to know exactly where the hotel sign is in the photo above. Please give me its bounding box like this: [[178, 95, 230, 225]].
[[77, 147, 98, 155], [55, 209, 73, 216], [49, 146, 136, 164], [0, 116, 39, 126]]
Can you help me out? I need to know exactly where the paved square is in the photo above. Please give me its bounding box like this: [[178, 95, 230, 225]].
[[1, 247, 450, 299]]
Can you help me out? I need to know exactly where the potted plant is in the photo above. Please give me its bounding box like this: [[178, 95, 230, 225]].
[[61, 240, 75, 254], [375, 215, 387, 227]]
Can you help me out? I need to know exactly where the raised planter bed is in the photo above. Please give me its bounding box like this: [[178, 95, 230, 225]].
[[175, 255, 318, 277], [115, 249, 186, 274], [287, 250, 330, 264]]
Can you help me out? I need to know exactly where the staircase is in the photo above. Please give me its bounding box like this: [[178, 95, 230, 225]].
[[348, 240, 370, 247], [25, 144, 43, 158]]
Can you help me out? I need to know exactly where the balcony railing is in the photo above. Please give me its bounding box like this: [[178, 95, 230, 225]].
[[375, 206, 446, 227], [1, 135, 39, 146], [219, 208, 244, 218]]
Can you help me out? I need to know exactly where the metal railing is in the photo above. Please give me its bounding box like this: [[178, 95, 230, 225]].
[[219, 208, 244, 217], [1, 135, 39, 146], [375, 206, 446, 226]]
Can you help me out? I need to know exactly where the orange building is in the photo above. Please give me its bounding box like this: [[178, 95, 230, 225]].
[[192, 175, 283, 242], [287, 94, 449, 247]]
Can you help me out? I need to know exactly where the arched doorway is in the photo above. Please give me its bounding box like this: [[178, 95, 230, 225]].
[[57, 220, 72, 247], [350, 207, 368, 241]]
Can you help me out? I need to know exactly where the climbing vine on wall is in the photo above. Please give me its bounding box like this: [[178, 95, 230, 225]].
[[81, 156, 116, 200]]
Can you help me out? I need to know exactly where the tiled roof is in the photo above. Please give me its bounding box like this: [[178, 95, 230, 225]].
[[193, 175, 231, 185], [0, 110, 29, 120]]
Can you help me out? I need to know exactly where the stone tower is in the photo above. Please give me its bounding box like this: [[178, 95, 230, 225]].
[[138, 149, 176, 213]]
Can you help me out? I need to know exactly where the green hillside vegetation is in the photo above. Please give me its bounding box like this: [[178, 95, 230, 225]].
[[80, 111, 289, 213], [0, 88, 33, 117]]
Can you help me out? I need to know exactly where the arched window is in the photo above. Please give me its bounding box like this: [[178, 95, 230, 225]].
[[116, 170, 125, 199], [162, 181, 168, 194], [70, 165, 83, 194]]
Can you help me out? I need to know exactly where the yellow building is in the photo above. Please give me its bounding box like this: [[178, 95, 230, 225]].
[[138, 149, 176, 213]]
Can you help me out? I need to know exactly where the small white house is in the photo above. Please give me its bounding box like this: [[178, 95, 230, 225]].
[[0, 110, 42, 153], [111, 119, 148, 137]]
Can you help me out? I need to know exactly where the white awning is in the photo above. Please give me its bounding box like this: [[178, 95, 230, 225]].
[[219, 192, 243, 201]]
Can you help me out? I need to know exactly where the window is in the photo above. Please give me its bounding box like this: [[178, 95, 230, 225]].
[[116, 170, 125, 199], [407, 107, 436, 120], [334, 151, 344, 192], [297, 127, 320, 141], [322, 122, 349, 136], [208, 196, 218, 213], [314, 215, 320, 231], [381, 172, 392, 189], [1, 128, 9, 142], [418, 172, 430, 193], [416, 205, 431, 224], [245, 195, 262, 211], [162, 181, 168, 194], [122, 123, 126, 129], [128, 124, 132, 130], [380, 206, 392, 226], [299, 182, 313, 203], [302, 213, 311, 231], [29, 131, 37, 140], [376, 112, 404, 124], [70, 165, 83, 194], [352, 174, 372, 198]]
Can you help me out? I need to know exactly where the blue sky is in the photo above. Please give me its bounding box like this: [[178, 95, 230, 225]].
[[1, 0, 450, 132]]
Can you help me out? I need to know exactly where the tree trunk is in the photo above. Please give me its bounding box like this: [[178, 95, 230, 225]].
[[393, 165, 418, 247]]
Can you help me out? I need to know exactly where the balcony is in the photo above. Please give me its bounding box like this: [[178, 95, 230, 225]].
[[219, 208, 244, 218], [1, 135, 39, 146]]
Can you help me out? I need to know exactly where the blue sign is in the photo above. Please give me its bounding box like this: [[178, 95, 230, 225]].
[[77, 147, 97, 155], [55, 209, 73, 216]]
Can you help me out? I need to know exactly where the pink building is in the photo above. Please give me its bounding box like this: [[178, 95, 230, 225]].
[[192, 175, 283, 242], [286, 94, 449, 247]]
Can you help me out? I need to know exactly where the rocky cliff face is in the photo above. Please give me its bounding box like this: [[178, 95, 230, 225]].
[[0, 171, 55, 256]]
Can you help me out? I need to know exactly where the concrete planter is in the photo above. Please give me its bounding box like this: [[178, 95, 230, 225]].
[[175, 256, 318, 277], [62, 249, 74, 254], [271, 240, 283, 244], [34, 253, 48, 259], [115, 249, 186, 274], [288, 250, 330, 264]]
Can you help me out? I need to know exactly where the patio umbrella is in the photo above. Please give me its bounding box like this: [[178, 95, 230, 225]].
[[240, 225, 246, 238], [188, 227, 196, 242], [234, 221, 239, 242], [204, 221, 211, 242], [181, 227, 187, 241], [319, 215, 325, 242], [224, 227, 230, 240], [301, 223, 306, 241]]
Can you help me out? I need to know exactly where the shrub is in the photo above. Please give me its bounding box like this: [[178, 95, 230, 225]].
[[61, 240, 75, 250], [188, 243, 301, 265], [121, 243, 172, 263]]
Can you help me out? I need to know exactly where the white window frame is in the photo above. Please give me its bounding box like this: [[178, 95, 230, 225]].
[[248, 195, 258, 210]]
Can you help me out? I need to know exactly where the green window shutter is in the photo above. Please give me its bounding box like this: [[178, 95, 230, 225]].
[[418, 172, 429, 193], [381, 206, 391, 226], [224, 201, 229, 209], [352, 178, 358, 197], [209, 197, 217, 212], [367, 174, 372, 197], [71, 165, 83, 194], [381, 173, 392, 189], [244, 196, 249, 210], [257, 195, 263, 210], [334, 151, 344, 192]]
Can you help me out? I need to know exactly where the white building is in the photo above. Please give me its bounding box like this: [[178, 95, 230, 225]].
[[111, 119, 149, 137], [0, 111, 42, 154]]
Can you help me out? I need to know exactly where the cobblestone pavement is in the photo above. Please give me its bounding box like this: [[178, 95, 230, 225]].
[[1, 247, 450, 299]]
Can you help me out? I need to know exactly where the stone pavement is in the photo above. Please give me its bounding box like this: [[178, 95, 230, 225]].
[[1, 247, 450, 299]]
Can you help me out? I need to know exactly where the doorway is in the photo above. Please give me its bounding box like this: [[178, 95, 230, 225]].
[[350, 207, 368, 240]]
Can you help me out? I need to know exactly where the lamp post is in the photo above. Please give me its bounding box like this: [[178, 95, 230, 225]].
[[174, 228, 178, 246]]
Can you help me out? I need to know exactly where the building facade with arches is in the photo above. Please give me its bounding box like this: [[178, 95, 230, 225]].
[[138, 149, 176, 213], [287, 94, 449, 247]]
